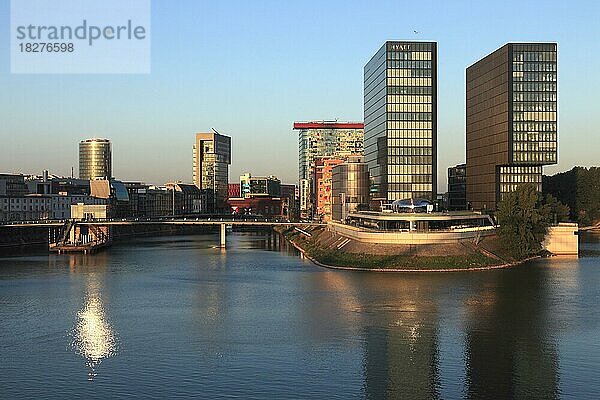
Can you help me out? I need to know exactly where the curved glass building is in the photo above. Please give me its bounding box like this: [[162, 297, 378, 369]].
[[79, 138, 112, 180]]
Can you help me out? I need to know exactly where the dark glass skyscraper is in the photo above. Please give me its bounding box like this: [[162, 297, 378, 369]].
[[364, 41, 437, 204], [466, 43, 557, 210], [448, 163, 467, 211]]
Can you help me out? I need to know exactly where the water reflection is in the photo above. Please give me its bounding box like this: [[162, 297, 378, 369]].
[[464, 268, 559, 399], [0, 232, 597, 398], [312, 267, 563, 399], [311, 272, 442, 399], [235, 231, 299, 255], [67, 255, 118, 380], [360, 277, 441, 400]]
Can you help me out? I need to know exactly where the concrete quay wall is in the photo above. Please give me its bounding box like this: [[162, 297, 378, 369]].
[[327, 221, 496, 245]]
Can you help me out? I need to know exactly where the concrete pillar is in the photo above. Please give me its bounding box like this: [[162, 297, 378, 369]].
[[70, 224, 77, 244], [220, 223, 226, 248]]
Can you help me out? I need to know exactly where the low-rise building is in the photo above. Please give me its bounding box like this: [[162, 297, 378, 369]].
[[239, 173, 281, 198], [90, 179, 130, 218], [71, 203, 111, 220], [448, 164, 467, 211], [0, 174, 29, 197], [50, 194, 106, 219], [0, 195, 51, 222], [125, 181, 215, 218], [144, 186, 173, 218], [0, 194, 105, 222], [228, 183, 241, 199], [229, 197, 286, 218], [334, 211, 496, 245], [166, 182, 214, 215], [26, 172, 91, 196], [280, 184, 299, 221]]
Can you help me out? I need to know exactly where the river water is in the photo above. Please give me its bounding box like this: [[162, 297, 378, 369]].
[[0, 231, 599, 399]]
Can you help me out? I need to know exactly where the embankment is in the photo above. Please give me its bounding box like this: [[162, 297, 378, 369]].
[[0, 223, 218, 253], [277, 225, 525, 272]]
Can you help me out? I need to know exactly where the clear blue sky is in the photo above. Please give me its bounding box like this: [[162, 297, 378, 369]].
[[1, 0, 598, 191]]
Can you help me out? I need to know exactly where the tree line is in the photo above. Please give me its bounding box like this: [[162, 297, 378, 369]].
[[543, 166, 600, 227]]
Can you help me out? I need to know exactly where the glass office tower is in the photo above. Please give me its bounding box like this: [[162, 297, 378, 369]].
[[466, 43, 557, 210], [193, 131, 231, 211], [364, 41, 437, 204], [293, 121, 364, 219], [79, 138, 112, 180]]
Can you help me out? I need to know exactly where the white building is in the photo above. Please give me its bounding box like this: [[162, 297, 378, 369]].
[[0, 194, 106, 222]]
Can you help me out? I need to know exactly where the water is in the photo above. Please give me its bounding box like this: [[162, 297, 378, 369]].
[[0, 231, 599, 399]]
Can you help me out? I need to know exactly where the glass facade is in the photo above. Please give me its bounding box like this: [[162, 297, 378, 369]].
[[79, 138, 111, 180], [511, 43, 557, 165], [293, 122, 364, 219], [448, 164, 467, 211], [466, 43, 557, 210], [239, 174, 281, 198], [331, 158, 370, 222], [498, 165, 542, 200], [364, 41, 437, 203], [193, 132, 231, 211]]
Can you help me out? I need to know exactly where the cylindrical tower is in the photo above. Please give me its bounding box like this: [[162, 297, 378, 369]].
[[79, 138, 111, 180]]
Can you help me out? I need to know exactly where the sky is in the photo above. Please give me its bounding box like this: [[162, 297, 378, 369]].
[[1, 0, 599, 191]]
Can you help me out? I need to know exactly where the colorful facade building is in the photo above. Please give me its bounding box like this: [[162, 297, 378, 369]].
[[293, 121, 364, 219], [313, 157, 345, 221]]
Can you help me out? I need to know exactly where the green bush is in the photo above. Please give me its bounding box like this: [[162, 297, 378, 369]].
[[496, 184, 569, 259]]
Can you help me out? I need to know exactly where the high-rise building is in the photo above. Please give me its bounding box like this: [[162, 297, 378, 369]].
[[79, 138, 111, 180], [466, 43, 557, 210], [293, 121, 364, 219], [331, 156, 370, 222], [448, 163, 467, 211], [364, 41, 437, 205], [193, 131, 231, 211]]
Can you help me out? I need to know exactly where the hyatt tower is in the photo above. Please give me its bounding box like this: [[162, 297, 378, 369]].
[[466, 43, 557, 210], [364, 41, 437, 204]]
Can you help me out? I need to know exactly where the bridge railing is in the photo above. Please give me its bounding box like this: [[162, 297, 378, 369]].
[[1, 216, 323, 226]]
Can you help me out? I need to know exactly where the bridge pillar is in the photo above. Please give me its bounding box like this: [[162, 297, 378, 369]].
[[220, 223, 226, 248]]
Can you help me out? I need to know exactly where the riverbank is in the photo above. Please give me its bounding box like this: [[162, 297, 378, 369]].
[[0, 224, 218, 254], [277, 225, 529, 272]]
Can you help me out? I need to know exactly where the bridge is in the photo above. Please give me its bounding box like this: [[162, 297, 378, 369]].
[[0, 217, 325, 249], [579, 221, 600, 232]]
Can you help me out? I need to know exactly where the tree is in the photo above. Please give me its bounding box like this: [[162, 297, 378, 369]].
[[496, 184, 569, 260], [544, 166, 600, 226], [541, 193, 570, 224]]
